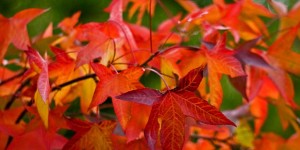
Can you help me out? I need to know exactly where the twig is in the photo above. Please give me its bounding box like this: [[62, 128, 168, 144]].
[[145, 67, 170, 90], [5, 79, 30, 110], [0, 69, 27, 86], [5, 100, 33, 149], [51, 74, 97, 91], [149, 0, 153, 53]]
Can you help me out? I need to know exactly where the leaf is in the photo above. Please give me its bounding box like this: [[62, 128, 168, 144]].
[[63, 119, 116, 150], [236, 119, 254, 148], [105, 0, 139, 60], [207, 53, 245, 78], [177, 65, 204, 92], [174, 91, 235, 126], [254, 133, 285, 150], [229, 75, 248, 101], [267, 0, 287, 16], [220, 0, 274, 41], [159, 93, 185, 150], [48, 46, 75, 79], [90, 63, 150, 142], [7, 127, 67, 150], [112, 135, 149, 150], [118, 67, 235, 150], [235, 38, 271, 70], [267, 67, 296, 108], [115, 88, 162, 106], [0, 8, 46, 63], [283, 132, 300, 149], [250, 97, 268, 135], [127, 0, 156, 24], [26, 47, 50, 102], [58, 11, 81, 33], [279, 2, 300, 33], [90, 63, 144, 107], [80, 78, 96, 114], [0, 107, 25, 136], [175, 0, 199, 13], [34, 90, 49, 128], [75, 32, 108, 68], [268, 26, 300, 76]]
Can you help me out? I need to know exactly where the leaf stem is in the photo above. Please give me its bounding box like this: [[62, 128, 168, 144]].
[[145, 67, 170, 90], [149, 0, 153, 53]]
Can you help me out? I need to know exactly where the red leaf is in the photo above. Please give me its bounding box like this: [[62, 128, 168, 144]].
[[118, 67, 235, 150], [177, 66, 204, 92], [75, 32, 109, 68], [174, 91, 235, 126], [115, 88, 162, 106], [144, 100, 161, 150], [159, 93, 185, 150], [229, 75, 249, 101], [26, 47, 50, 102]]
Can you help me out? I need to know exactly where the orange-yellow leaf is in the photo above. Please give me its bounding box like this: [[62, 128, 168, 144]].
[[63, 120, 116, 150], [268, 26, 300, 76], [34, 90, 49, 128]]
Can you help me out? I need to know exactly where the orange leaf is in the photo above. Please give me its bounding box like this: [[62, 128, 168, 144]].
[[0, 8, 46, 63], [58, 11, 81, 34], [268, 26, 300, 76], [63, 120, 116, 150], [90, 63, 144, 107], [90, 63, 150, 141]]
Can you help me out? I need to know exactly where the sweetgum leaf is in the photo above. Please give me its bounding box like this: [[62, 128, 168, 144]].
[[63, 119, 116, 150], [115, 88, 162, 106], [26, 47, 50, 102], [118, 66, 235, 150], [0, 8, 46, 63]]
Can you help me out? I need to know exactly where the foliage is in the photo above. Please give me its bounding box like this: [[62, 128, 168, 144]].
[[0, 0, 300, 149]]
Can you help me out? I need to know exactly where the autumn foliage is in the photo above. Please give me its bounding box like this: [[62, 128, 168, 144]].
[[1, 0, 300, 149]]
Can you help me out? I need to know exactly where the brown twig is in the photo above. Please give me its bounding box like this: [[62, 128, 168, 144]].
[[51, 74, 97, 91], [0, 69, 27, 86], [4, 79, 30, 110]]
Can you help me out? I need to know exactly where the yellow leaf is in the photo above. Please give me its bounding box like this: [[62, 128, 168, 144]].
[[35, 90, 49, 128], [80, 78, 96, 114], [236, 119, 254, 148]]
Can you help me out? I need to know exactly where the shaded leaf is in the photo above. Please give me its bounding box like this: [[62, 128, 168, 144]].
[[63, 120, 116, 150], [116, 88, 162, 106], [235, 38, 271, 70]]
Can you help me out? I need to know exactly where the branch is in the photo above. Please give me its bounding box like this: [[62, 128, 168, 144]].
[[51, 73, 97, 91], [5, 79, 30, 110], [190, 134, 240, 149], [0, 69, 27, 86]]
